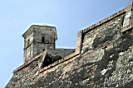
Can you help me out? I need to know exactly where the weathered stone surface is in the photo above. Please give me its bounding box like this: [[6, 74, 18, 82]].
[[6, 3, 133, 88], [23, 25, 57, 62]]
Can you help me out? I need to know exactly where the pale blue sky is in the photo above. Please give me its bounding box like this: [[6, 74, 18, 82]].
[[0, 0, 132, 87]]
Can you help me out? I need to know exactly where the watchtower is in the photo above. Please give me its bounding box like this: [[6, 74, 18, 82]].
[[23, 25, 57, 62]]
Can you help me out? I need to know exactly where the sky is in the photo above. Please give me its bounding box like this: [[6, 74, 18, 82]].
[[0, 0, 132, 87]]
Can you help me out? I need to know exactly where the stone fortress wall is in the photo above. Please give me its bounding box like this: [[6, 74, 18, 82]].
[[6, 3, 133, 88]]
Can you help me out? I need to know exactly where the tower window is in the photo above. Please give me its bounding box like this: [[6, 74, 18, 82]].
[[42, 36, 45, 43], [27, 39, 30, 45]]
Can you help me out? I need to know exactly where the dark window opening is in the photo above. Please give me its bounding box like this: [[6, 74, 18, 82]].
[[41, 55, 53, 67], [41, 54, 62, 68], [27, 39, 30, 45], [43, 49, 45, 51], [42, 36, 45, 43]]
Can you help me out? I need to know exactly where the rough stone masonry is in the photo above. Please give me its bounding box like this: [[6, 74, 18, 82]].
[[6, 2, 133, 88]]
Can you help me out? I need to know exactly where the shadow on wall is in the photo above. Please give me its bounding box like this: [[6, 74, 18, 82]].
[[119, 80, 133, 88]]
